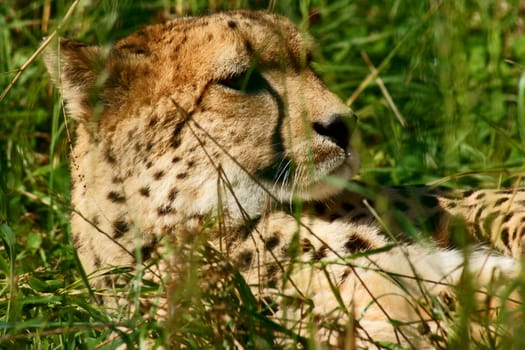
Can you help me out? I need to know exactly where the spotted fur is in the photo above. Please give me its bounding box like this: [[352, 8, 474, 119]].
[[45, 10, 521, 348]]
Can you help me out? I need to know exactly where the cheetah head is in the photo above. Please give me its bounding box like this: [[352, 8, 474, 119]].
[[45, 11, 358, 225]]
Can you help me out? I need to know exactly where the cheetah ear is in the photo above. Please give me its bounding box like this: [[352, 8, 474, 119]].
[[44, 38, 106, 121]]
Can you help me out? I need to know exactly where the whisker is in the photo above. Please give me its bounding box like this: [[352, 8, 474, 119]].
[[280, 167, 291, 200], [273, 158, 290, 183], [272, 159, 291, 195], [289, 165, 302, 205]]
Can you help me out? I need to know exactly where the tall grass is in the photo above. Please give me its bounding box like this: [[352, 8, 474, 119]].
[[1, 0, 525, 348]]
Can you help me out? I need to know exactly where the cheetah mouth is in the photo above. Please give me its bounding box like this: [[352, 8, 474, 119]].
[[317, 151, 352, 176], [263, 148, 359, 202], [301, 151, 358, 199]]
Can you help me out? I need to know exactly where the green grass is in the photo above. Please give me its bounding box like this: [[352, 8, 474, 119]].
[[1, 0, 525, 348]]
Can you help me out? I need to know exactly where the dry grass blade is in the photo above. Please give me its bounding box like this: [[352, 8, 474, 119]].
[[0, 0, 80, 102]]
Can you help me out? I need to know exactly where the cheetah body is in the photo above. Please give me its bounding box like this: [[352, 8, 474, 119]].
[[45, 11, 521, 348]]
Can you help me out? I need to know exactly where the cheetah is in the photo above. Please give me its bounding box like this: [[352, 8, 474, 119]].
[[45, 10, 522, 348]]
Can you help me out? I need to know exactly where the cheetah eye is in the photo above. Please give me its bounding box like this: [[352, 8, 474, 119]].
[[218, 68, 267, 93]]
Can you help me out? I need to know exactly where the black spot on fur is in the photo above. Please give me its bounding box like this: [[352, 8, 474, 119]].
[[141, 241, 157, 261], [501, 228, 510, 249], [186, 160, 195, 168], [227, 20, 237, 29], [172, 156, 181, 163], [420, 195, 439, 208], [176, 172, 187, 179], [107, 191, 126, 203], [146, 161, 153, 169], [104, 148, 116, 164], [341, 267, 352, 281], [94, 255, 102, 268], [146, 142, 153, 152], [236, 250, 253, 271], [495, 197, 508, 206], [463, 190, 474, 198], [301, 238, 313, 252], [266, 263, 279, 288], [153, 170, 164, 180], [139, 187, 150, 197], [171, 137, 181, 149], [475, 192, 487, 200], [313, 245, 328, 261], [113, 220, 129, 239], [103, 276, 114, 290], [503, 213, 513, 223], [168, 188, 178, 201], [91, 215, 100, 226], [157, 205, 174, 215], [264, 233, 281, 251], [483, 211, 499, 234], [344, 235, 371, 253], [237, 217, 261, 241], [474, 206, 483, 223], [112, 176, 123, 184]]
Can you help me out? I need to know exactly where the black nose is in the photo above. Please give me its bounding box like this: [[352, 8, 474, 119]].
[[312, 114, 355, 150]]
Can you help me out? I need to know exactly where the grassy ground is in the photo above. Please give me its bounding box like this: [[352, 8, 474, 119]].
[[1, 0, 525, 349]]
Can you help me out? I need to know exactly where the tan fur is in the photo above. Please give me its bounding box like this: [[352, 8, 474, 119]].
[[45, 10, 520, 348]]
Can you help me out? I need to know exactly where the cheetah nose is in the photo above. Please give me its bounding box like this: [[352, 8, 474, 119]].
[[312, 113, 355, 150]]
